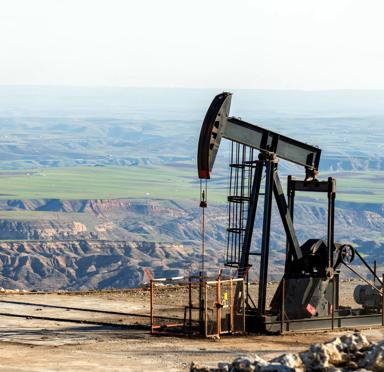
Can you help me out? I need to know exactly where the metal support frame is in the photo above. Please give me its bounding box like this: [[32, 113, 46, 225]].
[[258, 157, 274, 314], [150, 276, 245, 337], [205, 278, 246, 338], [287, 177, 336, 274], [232, 153, 312, 315], [273, 171, 302, 261], [285, 175, 295, 271], [196, 93, 384, 334], [235, 154, 305, 315], [223, 117, 321, 177], [327, 177, 336, 270], [232, 154, 307, 315], [237, 157, 263, 276]]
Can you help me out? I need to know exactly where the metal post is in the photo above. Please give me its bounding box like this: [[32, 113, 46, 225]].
[[281, 277, 285, 334], [217, 277, 221, 335], [285, 176, 295, 272], [331, 275, 335, 330], [327, 177, 336, 269], [273, 171, 302, 261], [199, 271, 206, 335], [230, 278, 234, 333], [258, 158, 275, 314], [188, 279, 192, 333], [335, 273, 340, 310], [374, 261, 377, 285], [238, 158, 263, 277], [382, 274, 384, 326], [204, 282, 208, 337], [242, 279, 246, 334], [200, 180, 207, 277], [246, 271, 249, 308], [150, 280, 154, 334]]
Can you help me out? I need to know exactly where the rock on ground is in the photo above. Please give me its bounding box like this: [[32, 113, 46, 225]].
[[190, 332, 384, 371]]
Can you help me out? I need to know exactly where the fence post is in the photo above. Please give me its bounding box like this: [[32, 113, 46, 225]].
[[381, 274, 384, 326], [204, 281, 208, 337], [230, 278, 234, 333], [150, 280, 154, 334], [335, 273, 340, 328], [242, 279, 246, 334], [188, 278, 192, 333], [217, 277, 221, 336]]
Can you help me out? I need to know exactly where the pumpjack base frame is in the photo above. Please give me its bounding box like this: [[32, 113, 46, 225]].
[[246, 311, 384, 334]]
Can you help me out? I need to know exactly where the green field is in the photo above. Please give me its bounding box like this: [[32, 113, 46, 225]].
[[320, 171, 384, 204], [0, 165, 225, 203], [336, 173, 384, 203], [0, 165, 381, 205]]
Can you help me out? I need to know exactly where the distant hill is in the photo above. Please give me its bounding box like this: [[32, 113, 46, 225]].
[[0, 87, 382, 289]]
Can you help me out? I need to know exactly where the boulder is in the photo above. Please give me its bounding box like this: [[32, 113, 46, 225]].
[[189, 333, 382, 372], [339, 333, 370, 352], [299, 336, 356, 369], [270, 353, 303, 369], [360, 340, 384, 371], [257, 364, 294, 371], [231, 356, 254, 371], [253, 355, 269, 368]]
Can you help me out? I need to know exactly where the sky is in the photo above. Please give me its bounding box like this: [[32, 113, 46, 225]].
[[1, 0, 384, 90]]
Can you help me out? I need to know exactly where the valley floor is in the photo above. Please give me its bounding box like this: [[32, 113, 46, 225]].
[[0, 289, 382, 371]]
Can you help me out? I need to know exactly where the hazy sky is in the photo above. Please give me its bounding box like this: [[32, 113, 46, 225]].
[[1, 0, 384, 89]]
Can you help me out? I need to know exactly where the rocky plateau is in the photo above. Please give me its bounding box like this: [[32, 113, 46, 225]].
[[0, 198, 382, 290]]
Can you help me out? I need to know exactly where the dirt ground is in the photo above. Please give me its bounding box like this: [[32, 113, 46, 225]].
[[0, 282, 381, 371]]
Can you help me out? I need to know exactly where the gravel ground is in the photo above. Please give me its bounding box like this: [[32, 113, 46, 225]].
[[0, 282, 380, 371]]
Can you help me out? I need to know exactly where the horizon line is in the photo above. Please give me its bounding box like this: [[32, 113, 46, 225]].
[[1, 84, 384, 92]]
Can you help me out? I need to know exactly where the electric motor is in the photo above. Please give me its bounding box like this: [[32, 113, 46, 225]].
[[353, 284, 382, 309]]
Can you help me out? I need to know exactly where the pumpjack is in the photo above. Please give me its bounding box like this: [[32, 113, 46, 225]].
[[197, 92, 383, 332]]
